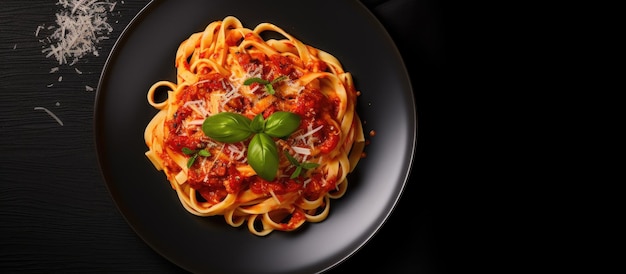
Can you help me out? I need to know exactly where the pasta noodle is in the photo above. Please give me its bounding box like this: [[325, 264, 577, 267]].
[[144, 16, 365, 236]]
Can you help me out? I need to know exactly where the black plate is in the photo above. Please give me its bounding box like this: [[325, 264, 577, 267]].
[[94, 0, 415, 273]]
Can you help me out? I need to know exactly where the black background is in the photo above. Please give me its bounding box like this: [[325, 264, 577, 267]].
[[1, 0, 461, 273]]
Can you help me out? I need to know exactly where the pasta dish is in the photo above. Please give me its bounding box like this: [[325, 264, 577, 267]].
[[144, 16, 365, 236]]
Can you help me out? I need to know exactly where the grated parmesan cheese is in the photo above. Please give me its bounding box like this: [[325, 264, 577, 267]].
[[291, 146, 311, 155], [269, 189, 281, 205], [39, 0, 118, 66], [302, 178, 312, 188], [295, 123, 323, 146], [35, 25, 44, 37], [34, 107, 64, 126]]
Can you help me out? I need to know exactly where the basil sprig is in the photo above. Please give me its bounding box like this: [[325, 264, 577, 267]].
[[243, 75, 287, 95], [182, 147, 211, 168], [284, 150, 320, 179], [202, 111, 300, 181]]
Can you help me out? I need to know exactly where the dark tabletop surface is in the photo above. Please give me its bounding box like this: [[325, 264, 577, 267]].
[[1, 0, 454, 273]]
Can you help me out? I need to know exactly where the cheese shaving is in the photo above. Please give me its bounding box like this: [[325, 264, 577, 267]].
[[34, 107, 64, 126], [291, 146, 311, 155], [302, 178, 312, 188], [295, 123, 323, 146], [269, 190, 281, 205], [39, 0, 118, 66]]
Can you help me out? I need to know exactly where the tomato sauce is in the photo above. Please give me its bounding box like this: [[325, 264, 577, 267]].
[[293, 87, 340, 154], [163, 49, 341, 203], [280, 209, 306, 230]]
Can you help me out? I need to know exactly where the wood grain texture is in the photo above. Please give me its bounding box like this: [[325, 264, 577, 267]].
[[1, 0, 449, 273], [0, 1, 185, 273]]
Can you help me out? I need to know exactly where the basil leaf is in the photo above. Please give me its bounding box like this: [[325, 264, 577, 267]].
[[187, 154, 198, 168], [243, 77, 269, 86], [202, 112, 253, 143], [197, 149, 211, 157], [264, 111, 301, 138], [265, 83, 276, 95], [284, 150, 299, 165], [270, 75, 287, 85], [250, 113, 265, 133], [182, 147, 195, 155], [290, 166, 302, 179], [266, 76, 286, 95], [302, 162, 320, 169], [248, 133, 279, 181]]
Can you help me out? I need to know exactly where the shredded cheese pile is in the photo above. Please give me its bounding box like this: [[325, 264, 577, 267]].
[[38, 0, 118, 66]]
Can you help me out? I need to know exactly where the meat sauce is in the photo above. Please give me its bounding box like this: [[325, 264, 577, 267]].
[[163, 49, 340, 207]]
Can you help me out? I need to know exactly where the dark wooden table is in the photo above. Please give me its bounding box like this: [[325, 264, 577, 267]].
[[1, 0, 451, 273]]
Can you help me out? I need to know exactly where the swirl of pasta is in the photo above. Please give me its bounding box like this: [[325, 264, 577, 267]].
[[144, 16, 365, 236]]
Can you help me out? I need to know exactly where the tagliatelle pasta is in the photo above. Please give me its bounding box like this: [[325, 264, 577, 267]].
[[144, 16, 365, 236]]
